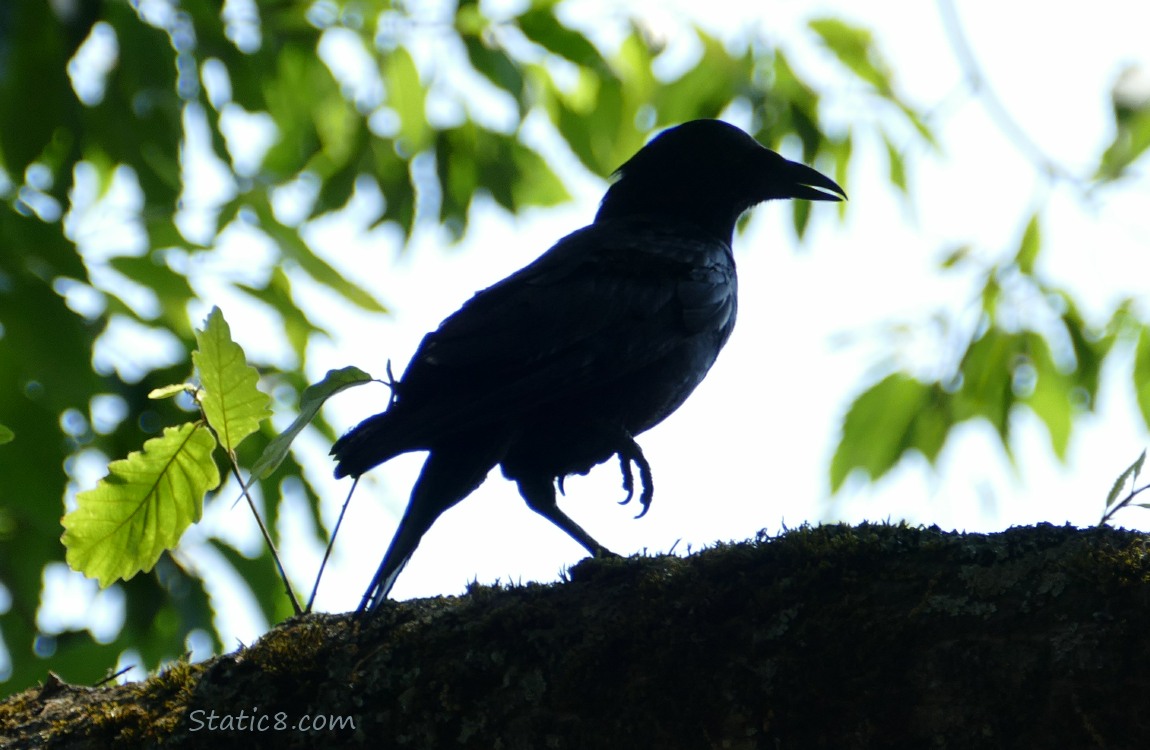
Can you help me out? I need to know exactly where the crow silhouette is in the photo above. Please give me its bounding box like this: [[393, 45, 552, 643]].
[[332, 119, 846, 611]]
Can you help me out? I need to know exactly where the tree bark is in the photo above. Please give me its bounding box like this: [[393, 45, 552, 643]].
[[2, 522, 1148, 748]]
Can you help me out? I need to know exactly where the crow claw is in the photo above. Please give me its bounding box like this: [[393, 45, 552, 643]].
[[615, 433, 654, 518], [618, 453, 635, 505]]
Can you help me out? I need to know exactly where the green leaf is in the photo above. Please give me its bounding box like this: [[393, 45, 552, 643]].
[[463, 34, 525, 108], [882, 132, 908, 195], [831, 374, 951, 491], [0, 424, 13, 444], [62, 423, 220, 587], [510, 140, 571, 208], [193, 307, 272, 453], [1063, 293, 1118, 406], [517, 6, 607, 71], [955, 326, 1016, 439], [382, 46, 431, 153], [149, 383, 193, 400], [546, 66, 628, 174], [1134, 326, 1150, 430], [938, 244, 972, 270], [792, 199, 812, 240], [808, 18, 891, 94], [109, 254, 197, 337], [652, 30, 739, 125], [1014, 213, 1041, 274], [1023, 334, 1072, 460], [1097, 71, 1150, 180], [248, 196, 387, 312], [237, 266, 329, 365], [250, 367, 374, 479], [1105, 449, 1146, 509]]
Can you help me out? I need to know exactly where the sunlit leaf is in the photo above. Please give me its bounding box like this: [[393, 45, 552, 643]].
[[549, 69, 627, 174], [511, 140, 571, 207], [382, 46, 430, 153], [808, 18, 891, 94], [1014, 213, 1041, 274], [249, 195, 387, 312], [939, 244, 973, 270], [1097, 66, 1150, 180], [882, 131, 908, 195], [193, 307, 271, 454], [792, 199, 812, 241], [250, 367, 374, 479], [462, 33, 525, 108], [1024, 334, 1072, 460], [955, 326, 1016, 439], [109, 254, 197, 337], [1105, 449, 1146, 509], [149, 383, 193, 400], [895, 100, 940, 149], [517, 6, 607, 70], [653, 30, 739, 125], [1134, 326, 1150, 430], [62, 423, 219, 587], [237, 266, 329, 365], [831, 374, 951, 492], [0, 424, 13, 445]]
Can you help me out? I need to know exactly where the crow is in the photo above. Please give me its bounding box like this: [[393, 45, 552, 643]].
[[332, 119, 845, 611]]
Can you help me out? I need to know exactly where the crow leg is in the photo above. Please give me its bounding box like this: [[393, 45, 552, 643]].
[[515, 475, 617, 558], [359, 443, 500, 614]]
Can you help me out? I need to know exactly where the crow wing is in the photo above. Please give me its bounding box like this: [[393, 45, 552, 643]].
[[379, 216, 736, 452]]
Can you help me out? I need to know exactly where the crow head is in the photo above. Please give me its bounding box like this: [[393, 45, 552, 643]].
[[596, 119, 846, 243]]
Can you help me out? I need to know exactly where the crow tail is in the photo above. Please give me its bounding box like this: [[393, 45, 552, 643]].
[[330, 411, 411, 479], [359, 439, 504, 612]]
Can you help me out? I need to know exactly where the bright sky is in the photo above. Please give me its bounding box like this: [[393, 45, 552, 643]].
[[41, 1, 1150, 670]]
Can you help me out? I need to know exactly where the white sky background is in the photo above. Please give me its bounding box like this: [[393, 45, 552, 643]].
[[44, 0, 1150, 664]]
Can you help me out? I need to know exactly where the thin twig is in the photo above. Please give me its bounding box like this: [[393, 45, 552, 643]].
[[936, 0, 1083, 186], [1099, 482, 1150, 526], [93, 664, 134, 687], [306, 477, 358, 613], [228, 460, 303, 615]]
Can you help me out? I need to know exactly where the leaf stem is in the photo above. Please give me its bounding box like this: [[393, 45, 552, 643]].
[[230, 460, 303, 615], [1099, 482, 1150, 526], [306, 477, 358, 613]]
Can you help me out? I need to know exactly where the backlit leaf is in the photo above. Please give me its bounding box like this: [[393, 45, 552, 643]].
[[809, 18, 891, 93], [1134, 326, 1150, 430], [1023, 334, 1072, 460], [193, 307, 271, 453], [1105, 450, 1146, 509], [62, 423, 219, 587], [149, 383, 193, 400], [250, 367, 374, 479], [1014, 213, 1041, 274], [517, 6, 607, 70], [382, 46, 430, 153], [831, 374, 951, 491], [883, 132, 907, 195]]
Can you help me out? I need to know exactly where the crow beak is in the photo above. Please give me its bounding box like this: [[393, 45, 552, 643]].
[[779, 159, 847, 202]]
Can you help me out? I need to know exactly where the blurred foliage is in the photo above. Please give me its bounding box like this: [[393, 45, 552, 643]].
[[832, 0, 1150, 496], [0, 0, 892, 695], [0, 0, 1144, 697]]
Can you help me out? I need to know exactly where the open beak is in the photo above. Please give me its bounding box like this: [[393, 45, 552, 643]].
[[780, 159, 847, 202]]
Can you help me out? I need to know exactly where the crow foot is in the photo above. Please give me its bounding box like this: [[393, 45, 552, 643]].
[[615, 434, 654, 518]]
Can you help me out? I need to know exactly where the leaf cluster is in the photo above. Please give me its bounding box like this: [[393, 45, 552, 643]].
[[832, 214, 1141, 492]]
